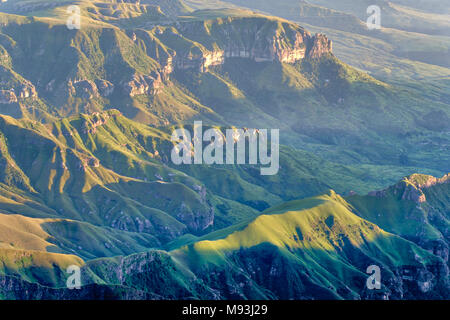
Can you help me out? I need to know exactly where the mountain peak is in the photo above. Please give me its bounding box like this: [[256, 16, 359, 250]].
[[403, 173, 450, 189], [367, 173, 450, 204]]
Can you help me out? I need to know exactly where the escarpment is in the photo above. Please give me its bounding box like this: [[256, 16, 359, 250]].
[[0, 7, 340, 126], [0, 14, 332, 121], [156, 17, 333, 73]]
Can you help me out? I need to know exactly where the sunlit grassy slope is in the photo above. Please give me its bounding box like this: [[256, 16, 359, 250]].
[[0, 110, 440, 247], [162, 191, 446, 299], [28, 187, 442, 300], [0, 179, 448, 299], [174, 191, 434, 262], [0, 247, 83, 287]]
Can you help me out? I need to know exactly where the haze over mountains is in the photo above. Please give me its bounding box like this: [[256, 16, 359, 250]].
[[0, 0, 448, 299]]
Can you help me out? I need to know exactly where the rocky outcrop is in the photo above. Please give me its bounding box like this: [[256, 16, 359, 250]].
[[394, 174, 450, 204], [73, 80, 99, 100], [81, 111, 111, 134], [0, 274, 158, 300], [176, 201, 214, 233], [0, 89, 17, 104], [307, 33, 333, 59], [363, 173, 450, 279], [410, 173, 450, 189], [368, 174, 450, 204], [362, 261, 450, 300], [95, 79, 114, 97], [70, 79, 115, 99], [396, 181, 427, 203], [122, 72, 163, 97], [175, 50, 225, 72], [0, 66, 38, 101], [160, 17, 333, 73]]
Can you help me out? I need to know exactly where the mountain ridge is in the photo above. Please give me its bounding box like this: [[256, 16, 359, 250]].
[[0, 0, 448, 300]]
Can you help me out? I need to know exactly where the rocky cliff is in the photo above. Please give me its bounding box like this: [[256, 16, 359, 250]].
[[368, 173, 450, 204], [158, 17, 333, 73], [0, 12, 332, 123]]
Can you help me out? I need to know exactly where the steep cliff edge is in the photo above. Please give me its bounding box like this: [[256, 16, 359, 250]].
[[157, 16, 333, 72]]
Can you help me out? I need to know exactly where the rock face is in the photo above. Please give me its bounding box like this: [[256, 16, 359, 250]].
[[70, 79, 115, 99], [95, 79, 114, 97], [81, 111, 111, 134], [307, 33, 333, 59], [369, 174, 450, 204], [73, 80, 99, 100], [0, 66, 38, 102], [359, 173, 450, 288], [396, 180, 428, 203], [65, 17, 331, 100], [394, 174, 450, 204], [362, 262, 450, 300], [0, 12, 335, 121], [168, 17, 332, 73], [122, 73, 163, 97], [175, 50, 225, 72]]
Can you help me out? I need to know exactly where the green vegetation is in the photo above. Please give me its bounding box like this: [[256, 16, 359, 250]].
[[0, 0, 448, 300]]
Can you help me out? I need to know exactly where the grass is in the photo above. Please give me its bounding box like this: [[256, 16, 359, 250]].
[[167, 190, 442, 299], [0, 1, 448, 299]]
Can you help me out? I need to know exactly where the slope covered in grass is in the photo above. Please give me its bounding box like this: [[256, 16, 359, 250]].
[[0, 174, 448, 299], [167, 190, 448, 299]]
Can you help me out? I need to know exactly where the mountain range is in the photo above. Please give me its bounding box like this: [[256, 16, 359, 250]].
[[0, 0, 448, 300]]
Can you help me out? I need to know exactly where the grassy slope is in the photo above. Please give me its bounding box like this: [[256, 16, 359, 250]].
[[22, 188, 443, 299], [0, 110, 443, 275], [1, 110, 433, 241], [164, 191, 445, 299]]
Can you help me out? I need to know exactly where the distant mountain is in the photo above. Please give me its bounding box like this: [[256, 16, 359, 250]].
[[220, 0, 450, 35], [211, 0, 450, 108]]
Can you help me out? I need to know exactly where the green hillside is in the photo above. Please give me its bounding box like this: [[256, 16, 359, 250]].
[[2, 189, 447, 299], [0, 110, 436, 243], [168, 191, 447, 299], [0, 0, 448, 300]]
